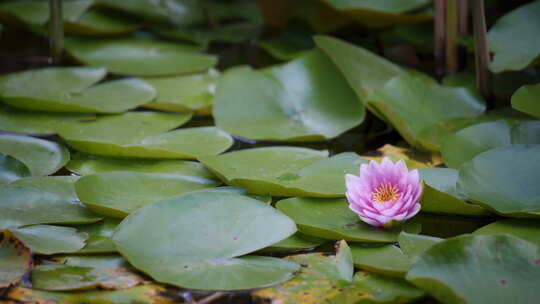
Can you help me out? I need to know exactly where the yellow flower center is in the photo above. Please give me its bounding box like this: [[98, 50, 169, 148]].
[[372, 183, 400, 203]]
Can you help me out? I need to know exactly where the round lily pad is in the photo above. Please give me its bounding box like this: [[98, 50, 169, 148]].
[[419, 168, 490, 216], [199, 147, 365, 197], [441, 120, 540, 169], [0, 66, 156, 113], [66, 153, 216, 180], [0, 230, 32, 288], [65, 36, 217, 76], [488, 0, 540, 72], [0, 134, 69, 176], [0, 153, 30, 185], [261, 233, 327, 253], [113, 191, 298, 290], [142, 69, 219, 114], [511, 84, 540, 118], [350, 244, 410, 277], [0, 177, 101, 229], [0, 106, 94, 135], [474, 219, 540, 248], [11, 225, 88, 255], [276, 197, 421, 242], [457, 145, 540, 216], [367, 74, 486, 151], [407, 234, 540, 304], [75, 171, 219, 217], [213, 50, 364, 141], [74, 218, 120, 254]]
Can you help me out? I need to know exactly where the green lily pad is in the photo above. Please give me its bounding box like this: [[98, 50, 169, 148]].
[[75, 171, 219, 217], [0, 66, 156, 113], [66, 153, 216, 180], [155, 22, 261, 47], [65, 36, 217, 76], [419, 168, 491, 216], [474, 219, 540, 247], [441, 120, 540, 169], [31, 264, 143, 291], [276, 197, 421, 242], [58, 112, 232, 159], [512, 84, 540, 118], [213, 50, 364, 141], [0, 177, 101, 229], [97, 0, 204, 25], [11, 225, 88, 255], [202, 186, 272, 204], [350, 243, 410, 277], [322, 0, 432, 28], [74, 218, 120, 254], [488, 0, 540, 72], [261, 233, 327, 253], [0, 0, 92, 26], [113, 191, 298, 290], [259, 19, 315, 61], [199, 147, 365, 197], [0, 106, 94, 135], [65, 9, 140, 36], [0, 154, 30, 185], [407, 234, 540, 304], [50, 255, 129, 269], [367, 74, 486, 151], [0, 134, 69, 176], [397, 232, 443, 259], [457, 145, 540, 215], [142, 69, 219, 114], [0, 230, 32, 288], [7, 284, 174, 304], [254, 240, 424, 304]]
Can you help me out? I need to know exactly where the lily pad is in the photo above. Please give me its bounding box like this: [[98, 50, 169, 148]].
[[0, 134, 69, 176], [0, 0, 92, 26], [0, 177, 101, 229], [362, 144, 443, 170], [0, 106, 94, 135], [97, 0, 204, 25], [7, 284, 175, 304], [441, 120, 540, 169], [11, 225, 88, 255], [155, 22, 261, 47], [254, 240, 424, 304], [511, 84, 540, 118], [0, 230, 32, 288], [419, 168, 490, 216], [65, 36, 217, 76], [74, 218, 120, 254], [113, 191, 298, 290], [322, 0, 432, 28], [407, 234, 540, 304], [457, 145, 540, 215], [142, 69, 219, 114], [31, 264, 143, 291], [0, 66, 156, 113], [276, 197, 421, 242], [0, 154, 30, 185], [397, 232, 443, 259], [261, 233, 327, 253], [367, 74, 486, 151], [350, 243, 410, 277], [75, 171, 219, 217], [65, 9, 140, 36], [474, 219, 540, 248], [58, 112, 232, 159], [213, 50, 364, 141], [488, 0, 540, 72], [199, 147, 365, 197], [50, 255, 129, 269], [66, 153, 216, 180]]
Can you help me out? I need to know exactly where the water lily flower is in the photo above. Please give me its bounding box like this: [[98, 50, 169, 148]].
[[345, 157, 422, 228]]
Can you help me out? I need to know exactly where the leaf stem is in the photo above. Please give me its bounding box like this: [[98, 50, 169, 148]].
[[446, 0, 458, 73], [48, 0, 63, 63], [434, 0, 447, 78], [472, 0, 494, 106]]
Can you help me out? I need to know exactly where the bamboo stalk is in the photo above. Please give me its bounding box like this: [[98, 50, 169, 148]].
[[446, 0, 458, 73], [434, 0, 447, 78], [472, 0, 494, 105], [48, 0, 63, 63]]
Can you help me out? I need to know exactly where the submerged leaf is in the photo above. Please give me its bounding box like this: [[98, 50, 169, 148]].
[[0, 230, 32, 288]]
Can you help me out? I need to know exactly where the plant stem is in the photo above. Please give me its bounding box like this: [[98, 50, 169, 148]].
[[472, 0, 494, 106], [434, 0, 447, 78], [48, 0, 63, 63], [446, 0, 458, 73], [457, 0, 468, 69]]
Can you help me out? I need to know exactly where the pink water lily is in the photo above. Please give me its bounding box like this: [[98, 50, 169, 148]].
[[345, 157, 422, 228]]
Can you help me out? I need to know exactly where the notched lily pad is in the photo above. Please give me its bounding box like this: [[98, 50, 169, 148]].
[[474, 219, 540, 247], [0, 66, 156, 113], [276, 197, 421, 242], [0, 153, 30, 185], [213, 50, 364, 141], [74, 218, 121, 254], [199, 147, 365, 197], [511, 84, 540, 118], [11, 225, 88, 255], [0, 230, 32, 288]]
